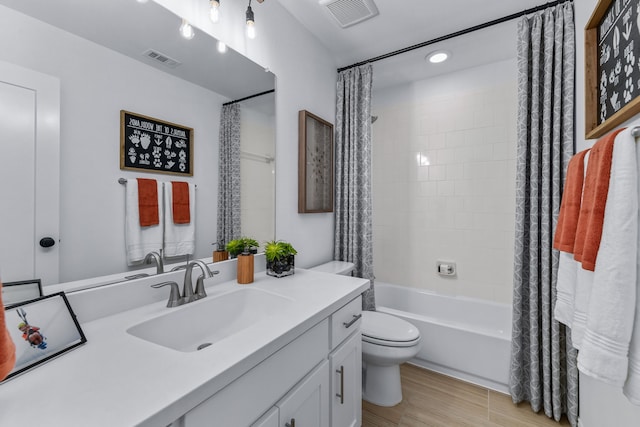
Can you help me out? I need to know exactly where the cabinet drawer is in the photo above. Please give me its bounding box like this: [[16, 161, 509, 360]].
[[330, 296, 362, 349]]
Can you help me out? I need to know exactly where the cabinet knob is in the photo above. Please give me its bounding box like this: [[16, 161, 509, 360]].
[[285, 418, 296, 427], [39, 237, 56, 248]]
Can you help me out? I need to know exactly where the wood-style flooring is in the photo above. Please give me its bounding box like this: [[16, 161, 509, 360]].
[[362, 364, 571, 427]]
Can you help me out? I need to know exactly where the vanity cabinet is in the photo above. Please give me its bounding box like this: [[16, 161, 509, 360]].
[[178, 295, 362, 427]]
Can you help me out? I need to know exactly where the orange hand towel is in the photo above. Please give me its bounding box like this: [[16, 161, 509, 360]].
[[137, 178, 159, 227], [171, 182, 191, 224], [0, 281, 16, 381], [553, 149, 590, 253], [573, 128, 625, 271]]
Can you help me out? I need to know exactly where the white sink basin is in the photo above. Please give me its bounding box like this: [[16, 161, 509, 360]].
[[127, 288, 293, 352]]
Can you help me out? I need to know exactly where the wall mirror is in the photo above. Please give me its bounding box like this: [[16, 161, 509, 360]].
[[0, 0, 275, 287]]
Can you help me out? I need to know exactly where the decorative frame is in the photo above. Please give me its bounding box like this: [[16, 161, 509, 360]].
[[120, 110, 194, 176], [2, 292, 86, 382], [2, 279, 43, 307], [298, 110, 334, 213], [585, 0, 640, 139]]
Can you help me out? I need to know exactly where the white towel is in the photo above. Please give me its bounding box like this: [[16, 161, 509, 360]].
[[125, 179, 164, 265], [163, 182, 195, 258], [624, 126, 640, 404], [578, 127, 638, 386], [554, 251, 577, 327], [571, 267, 593, 350]]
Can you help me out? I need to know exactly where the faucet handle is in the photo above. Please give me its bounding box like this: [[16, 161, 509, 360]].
[[194, 274, 207, 300], [151, 281, 182, 307]]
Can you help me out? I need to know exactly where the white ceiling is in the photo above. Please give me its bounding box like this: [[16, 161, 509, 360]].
[[277, 0, 557, 89]]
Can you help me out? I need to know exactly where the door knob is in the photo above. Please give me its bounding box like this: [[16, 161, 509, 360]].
[[39, 237, 56, 248]]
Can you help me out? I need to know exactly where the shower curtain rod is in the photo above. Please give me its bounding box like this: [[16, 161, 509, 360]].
[[223, 89, 275, 106], [337, 0, 573, 73]]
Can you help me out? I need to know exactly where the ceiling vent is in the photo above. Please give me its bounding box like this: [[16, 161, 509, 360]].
[[319, 0, 379, 28], [142, 49, 181, 69]]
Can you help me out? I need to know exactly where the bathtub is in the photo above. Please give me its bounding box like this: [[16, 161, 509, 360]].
[[374, 282, 512, 393]]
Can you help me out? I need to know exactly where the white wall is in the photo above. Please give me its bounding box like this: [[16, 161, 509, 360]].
[[155, 0, 338, 269], [0, 6, 223, 282], [574, 0, 640, 425], [372, 59, 517, 304]]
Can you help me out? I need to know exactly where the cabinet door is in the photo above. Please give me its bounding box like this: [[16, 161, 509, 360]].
[[330, 332, 362, 427], [278, 360, 330, 427]]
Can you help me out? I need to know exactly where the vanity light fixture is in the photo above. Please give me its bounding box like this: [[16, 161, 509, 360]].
[[210, 0, 220, 23], [426, 50, 450, 64], [179, 19, 195, 40], [246, 0, 256, 39], [217, 40, 227, 53]]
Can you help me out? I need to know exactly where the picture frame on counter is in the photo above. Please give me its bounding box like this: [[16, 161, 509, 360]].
[[2, 279, 43, 307], [2, 292, 86, 383]]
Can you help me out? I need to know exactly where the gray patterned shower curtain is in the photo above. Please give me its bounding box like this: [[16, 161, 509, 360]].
[[334, 64, 375, 310], [509, 3, 578, 426], [216, 103, 241, 246]]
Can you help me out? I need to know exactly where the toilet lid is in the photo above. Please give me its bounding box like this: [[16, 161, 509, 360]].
[[361, 311, 420, 347]]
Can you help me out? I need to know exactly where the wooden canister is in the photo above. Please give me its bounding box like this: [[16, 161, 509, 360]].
[[213, 250, 229, 263], [237, 253, 254, 284]]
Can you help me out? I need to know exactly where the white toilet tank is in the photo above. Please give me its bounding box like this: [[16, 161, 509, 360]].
[[309, 261, 355, 276]]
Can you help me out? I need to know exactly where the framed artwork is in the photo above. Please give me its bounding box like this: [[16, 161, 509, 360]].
[[2, 292, 86, 382], [120, 110, 194, 176], [298, 110, 334, 213], [2, 279, 42, 307], [585, 0, 640, 138]]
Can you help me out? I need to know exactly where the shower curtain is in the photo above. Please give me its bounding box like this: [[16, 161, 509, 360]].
[[334, 64, 375, 310], [509, 3, 578, 426], [216, 103, 241, 246]]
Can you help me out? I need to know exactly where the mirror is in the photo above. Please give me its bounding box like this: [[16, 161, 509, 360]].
[[0, 0, 275, 286]]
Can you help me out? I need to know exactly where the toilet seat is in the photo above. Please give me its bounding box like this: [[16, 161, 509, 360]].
[[361, 311, 420, 348]]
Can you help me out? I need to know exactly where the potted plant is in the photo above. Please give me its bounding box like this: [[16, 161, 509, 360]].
[[226, 237, 259, 259], [265, 240, 297, 278]]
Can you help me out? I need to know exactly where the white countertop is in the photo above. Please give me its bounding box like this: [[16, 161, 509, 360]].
[[0, 269, 369, 426]]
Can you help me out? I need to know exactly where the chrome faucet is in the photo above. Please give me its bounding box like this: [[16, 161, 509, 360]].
[[151, 281, 182, 307], [182, 260, 218, 303], [144, 251, 164, 274]]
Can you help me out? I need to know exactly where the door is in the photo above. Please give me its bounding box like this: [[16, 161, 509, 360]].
[[330, 332, 362, 427], [0, 60, 60, 284], [278, 360, 330, 427]]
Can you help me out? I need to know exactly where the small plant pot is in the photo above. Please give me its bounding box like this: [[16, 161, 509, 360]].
[[266, 255, 295, 278], [237, 253, 254, 284]]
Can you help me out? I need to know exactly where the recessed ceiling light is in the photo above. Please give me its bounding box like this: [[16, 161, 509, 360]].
[[426, 51, 450, 64]]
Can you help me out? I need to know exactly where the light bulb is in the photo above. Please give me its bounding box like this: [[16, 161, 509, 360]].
[[246, 21, 256, 39], [179, 19, 195, 40], [427, 51, 449, 64], [217, 40, 227, 53], [209, 0, 220, 23], [246, 4, 256, 39]]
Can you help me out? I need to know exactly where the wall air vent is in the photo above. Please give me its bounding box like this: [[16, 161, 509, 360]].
[[319, 0, 379, 28], [142, 49, 181, 69]]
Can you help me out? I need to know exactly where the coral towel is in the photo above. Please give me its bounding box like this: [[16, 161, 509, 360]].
[[171, 181, 190, 224], [577, 126, 637, 385], [0, 280, 16, 381], [137, 178, 159, 227], [573, 128, 625, 271], [553, 149, 590, 253]]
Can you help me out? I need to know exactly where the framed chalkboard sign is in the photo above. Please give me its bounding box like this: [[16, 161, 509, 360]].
[[120, 110, 193, 176], [586, 0, 640, 139]]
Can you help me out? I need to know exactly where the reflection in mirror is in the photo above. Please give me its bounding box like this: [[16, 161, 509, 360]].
[[0, 0, 275, 288], [2, 280, 43, 307]]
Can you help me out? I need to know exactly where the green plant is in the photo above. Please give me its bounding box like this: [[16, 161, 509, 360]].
[[264, 240, 297, 262], [226, 237, 259, 257]]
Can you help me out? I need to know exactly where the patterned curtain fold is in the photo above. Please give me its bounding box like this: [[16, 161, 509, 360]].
[[216, 103, 241, 246], [334, 64, 375, 310], [509, 3, 578, 426]]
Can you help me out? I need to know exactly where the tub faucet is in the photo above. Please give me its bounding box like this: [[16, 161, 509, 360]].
[[182, 260, 218, 303], [144, 251, 164, 274]]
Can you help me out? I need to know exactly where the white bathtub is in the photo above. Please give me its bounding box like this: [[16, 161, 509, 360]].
[[374, 282, 512, 393]]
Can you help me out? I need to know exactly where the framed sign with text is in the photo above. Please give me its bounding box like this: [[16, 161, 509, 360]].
[[120, 110, 193, 176], [585, 0, 640, 139]]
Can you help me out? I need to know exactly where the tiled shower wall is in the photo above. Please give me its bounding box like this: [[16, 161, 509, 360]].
[[372, 59, 517, 304]]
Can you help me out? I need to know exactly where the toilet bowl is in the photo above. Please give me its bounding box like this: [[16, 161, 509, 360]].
[[309, 261, 422, 407]]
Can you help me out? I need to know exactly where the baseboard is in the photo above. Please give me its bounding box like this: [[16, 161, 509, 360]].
[[407, 358, 510, 394]]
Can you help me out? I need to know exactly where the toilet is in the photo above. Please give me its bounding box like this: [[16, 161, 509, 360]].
[[309, 261, 422, 407]]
